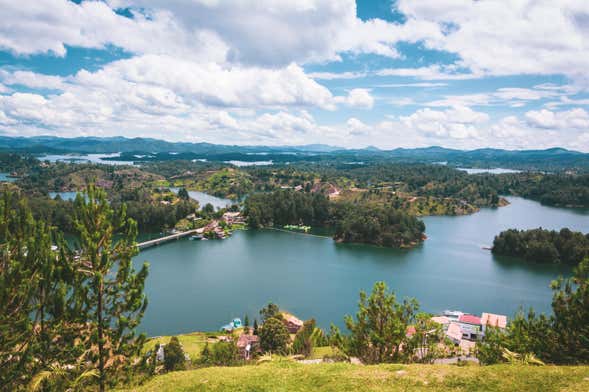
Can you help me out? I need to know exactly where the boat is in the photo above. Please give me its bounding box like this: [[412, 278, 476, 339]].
[[189, 234, 204, 240]]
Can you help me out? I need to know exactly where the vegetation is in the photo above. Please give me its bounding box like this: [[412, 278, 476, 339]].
[[163, 337, 186, 371], [343, 282, 421, 364], [259, 317, 290, 355], [293, 319, 317, 357], [0, 187, 149, 391], [492, 228, 589, 264], [245, 190, 425, 248], [117, 361, 589, 392], [477, 258, 589, 364]]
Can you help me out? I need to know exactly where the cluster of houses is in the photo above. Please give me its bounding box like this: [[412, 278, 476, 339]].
[[225, 313, 305, 360], [190, 211, 245, 240], [431, 310, 507, 354]]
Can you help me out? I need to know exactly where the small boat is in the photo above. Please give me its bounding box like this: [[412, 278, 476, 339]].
[[189, 234, 204, 240]]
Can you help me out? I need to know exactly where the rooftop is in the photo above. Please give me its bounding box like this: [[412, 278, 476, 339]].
[[481, 312, 507, 329], [459, 314, 482, 325]]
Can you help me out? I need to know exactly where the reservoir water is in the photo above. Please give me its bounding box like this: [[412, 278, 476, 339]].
[[134, 197, 589, 336]]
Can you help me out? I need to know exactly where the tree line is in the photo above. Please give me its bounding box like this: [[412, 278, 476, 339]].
[[492, 228, 589, 264], [244, 189, 425, 247]]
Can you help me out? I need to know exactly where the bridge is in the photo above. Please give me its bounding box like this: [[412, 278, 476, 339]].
[[137, 229, 199, 250]]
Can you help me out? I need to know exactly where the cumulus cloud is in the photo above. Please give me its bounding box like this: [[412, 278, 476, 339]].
[[400, 106, 488, 139], [335, 89, 374, 109], [525, 108, 589, 130], [397, 0, 589, 83]]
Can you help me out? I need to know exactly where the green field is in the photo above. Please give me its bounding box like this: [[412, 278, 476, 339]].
[[120, 361, 589, 392]]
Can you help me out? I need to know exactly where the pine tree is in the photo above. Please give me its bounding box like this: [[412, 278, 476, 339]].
[[72, 185, 149, 392], [344, 281, 419, 364], [0, 193, 80, 388]]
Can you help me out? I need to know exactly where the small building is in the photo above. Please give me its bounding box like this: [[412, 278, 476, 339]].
[[406, 325, 416, 338], [431, 316, 451, 329], [221, 318, 242, 332], [458, 314, 483, 340], [443, 310, 464, 321], [481, 312, 507, 329], [237, 334, 260, 360], [446, 322, 463, 344], [222, 211, 244, 225], [281, 313, 304, 334]]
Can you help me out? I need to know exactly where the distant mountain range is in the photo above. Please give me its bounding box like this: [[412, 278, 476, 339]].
[[0, 136, 588, 170]]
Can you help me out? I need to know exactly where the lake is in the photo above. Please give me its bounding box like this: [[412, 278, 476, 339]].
[[0, 172, 17, 182], [38, 153, 134, 166], [170, 187, 233, 209], [457, 167, 522, 174], [134, 197, 589, 336], [49, 191, 78, 201]]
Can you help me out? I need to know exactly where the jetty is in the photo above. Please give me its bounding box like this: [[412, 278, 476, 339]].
[[137, 229, 199, 250]]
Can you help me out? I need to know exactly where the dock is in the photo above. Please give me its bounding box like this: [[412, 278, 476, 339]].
[[137, 229, 199, 250]]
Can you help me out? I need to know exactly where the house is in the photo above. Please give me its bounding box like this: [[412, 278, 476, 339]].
[[237, 334, 260, 360], [481, 312, 507, 329], [431, 316, 451, 328], [220, 318, 242, 332], [458, 314, 483, 340], [406, 326, 416, 338], [446, 322, 463, 344], [222, 211, 244, 224], [281, 313, 304, 333], [443, 310, 464, 322]]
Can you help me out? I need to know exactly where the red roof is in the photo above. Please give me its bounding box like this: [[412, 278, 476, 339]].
[[459, 314, 481, 325], [406, 326, 416, 337]]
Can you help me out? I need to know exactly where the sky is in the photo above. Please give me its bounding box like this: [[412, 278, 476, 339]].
[[0, 0, 589, 151]]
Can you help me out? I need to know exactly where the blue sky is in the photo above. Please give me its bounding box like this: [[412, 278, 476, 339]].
[[0, 0, 588, 151]]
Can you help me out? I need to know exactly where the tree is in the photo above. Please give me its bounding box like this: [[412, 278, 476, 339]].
[[550, 257, 589, 363], [244, 314, 250, 327], [72, 185, 149, 392], [253, 319, 259, 335], [293, 319, 316, 357], [258, 317, 290, 354], [259, 302, 281, 322], [0, 192, 81, 389], [164, 337, 185, 371], [177, 187, 189, 201], [344, 281, 419, 364]]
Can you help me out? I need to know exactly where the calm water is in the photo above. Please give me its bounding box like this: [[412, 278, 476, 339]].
[[38, 153, 133, 166], [170, 187, 233, 209], [0, 172, 16, 182], [457, 167, 522, 174], [49, 191, 78, 201], [134, 197, 589, 336]]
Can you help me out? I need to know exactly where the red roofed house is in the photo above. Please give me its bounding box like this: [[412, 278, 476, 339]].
[[406, 326, 416, 338], [458, 314, 483, 341], [236, 334, 260, 360], [281, 313, 304, 334]]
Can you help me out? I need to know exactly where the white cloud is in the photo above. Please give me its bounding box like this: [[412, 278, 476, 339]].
[[0, 70, 66, 90], [525, 108, 589, 130], [397, 0, 589, 83], [400, 105, 488, 139], [335, 88, 374, 109]]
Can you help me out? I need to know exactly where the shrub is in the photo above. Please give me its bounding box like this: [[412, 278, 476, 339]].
[[164, 337, 186, 371]]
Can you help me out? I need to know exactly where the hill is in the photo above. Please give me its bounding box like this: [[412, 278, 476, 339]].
[[1, 136, 589, 170], [120, 361, 589, 392]]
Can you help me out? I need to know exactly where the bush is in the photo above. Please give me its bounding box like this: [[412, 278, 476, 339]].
[[293, 319, 316, 357], [200, 340, 239, 366], [259, 317, 290, 354], [164, 337, 186, 371]]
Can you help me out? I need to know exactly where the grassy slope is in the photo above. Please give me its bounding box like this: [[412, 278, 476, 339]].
[[121, 361, 589, 392]]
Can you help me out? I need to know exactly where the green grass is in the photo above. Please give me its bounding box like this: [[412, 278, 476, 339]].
[[120, 361, 589, 392], [144, 332, 222, 361]]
